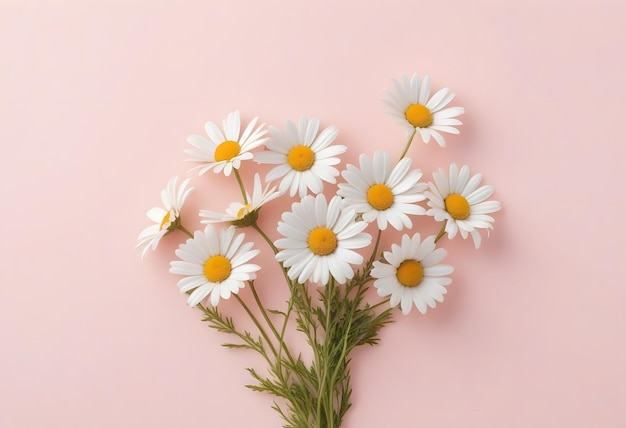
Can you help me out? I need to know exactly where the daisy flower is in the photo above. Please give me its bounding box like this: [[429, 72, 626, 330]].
[[136, 176, 193, 259], [337, 151, 427, 231], [199, 173, 282, 227], [383, 74, 465, 147], [169, 225, 261, 307], [255, 116, 346, 197], [186, 110, 268, 177], [425, 163, 501, 249], [371, 233, 454, 315], [274, 194, 371, 285]]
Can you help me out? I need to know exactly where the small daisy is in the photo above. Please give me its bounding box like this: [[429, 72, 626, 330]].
[[199, 173, 282, 227], [337, 151, 427, 231], [186, 110, 268, 177], [255, 116, 346, 197], [274, 194, 371, 285], [371, 233, 454, 315], [383, 74, 465, 147], [169, 225, 261, 307], [425, 163, 501, 249], [136, 176, 193, 259]]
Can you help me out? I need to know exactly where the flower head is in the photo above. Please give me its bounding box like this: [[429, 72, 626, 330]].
[[275, 194, 371, 285], [169, 225, 261, 307], [425, 163, 501, 249], [255, 116, 346, 197], [186, 110, 268, 177], [372, 233, 453, 315], [199, 173, 282, 227], [136, 176, 193, 259], [383, 74, 464, 147], [337, 152, 427, 231]]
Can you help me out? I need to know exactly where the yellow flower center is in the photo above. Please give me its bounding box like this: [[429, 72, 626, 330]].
[[367, 184, 394, 210], [405, 104, 433, 128], [307, 227, 337, 256], [287, 145, 315, 171], [159, 211, 171, 231], [203, 255, 232, 283], [214, 140, 241, 162], [236, 204, 252, 219], [396, 260, 424, 287], [444, 194, 471, 220]]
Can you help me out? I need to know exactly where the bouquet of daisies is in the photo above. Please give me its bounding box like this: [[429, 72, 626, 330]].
[[137, 74, 501, 428]]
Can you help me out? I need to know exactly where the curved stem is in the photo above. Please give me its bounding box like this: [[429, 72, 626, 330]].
[[434, 221, 448, 243], [177, 224, 194, 238], [233, 168, 248, 204], [398, 127, 417, 161]]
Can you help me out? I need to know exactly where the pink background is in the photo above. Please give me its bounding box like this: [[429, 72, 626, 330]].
[[2, 0, 625, 427]]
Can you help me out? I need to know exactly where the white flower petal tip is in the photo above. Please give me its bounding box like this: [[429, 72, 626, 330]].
[[254, 116, 346, 198], [383, 73, 464, 148], [169, 225, 260, 307], [136, 176, 194, 259], [185, 110, 269, 177], [371, 233, 453, 315], [425, 163, 501, 249]]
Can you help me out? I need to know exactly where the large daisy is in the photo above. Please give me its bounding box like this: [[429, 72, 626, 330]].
[[199, 173, 282, 227], [274, 194, 371, 285], [136, 176, 193, 259], [186, 110, 268, 177], [254, 116, 346, 197], [169, 225, 260, 307], [383, 74, 465, 147], [425, 163, 501, 249], [337, 151, 427, 231], [371, 233, 453, 315]]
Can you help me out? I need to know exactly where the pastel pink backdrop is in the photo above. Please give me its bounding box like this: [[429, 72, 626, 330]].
[[1, 1, 624, 427]]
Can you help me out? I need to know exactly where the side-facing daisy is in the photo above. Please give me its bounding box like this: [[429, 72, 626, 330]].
[[169, 225, 260, 307], [254, 116, 346, 197], [136, 176, 193, 259], [383, 74, 464, 147], [371, 233, 453, 315], [425, 163, 501, 249], [274, 194, 371, 285], [199, 173, 282, 227], [337, 151, 427, 231], [186, 110, 268, 177]]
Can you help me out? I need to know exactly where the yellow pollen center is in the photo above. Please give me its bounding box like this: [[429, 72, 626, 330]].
[[405, 104, 433, 128], [287, 145, 315, 171], [203, 255, 232, 283], [396, 260, 424, 287], [237, 204, 252, 219], [307, 227, 337, 256], [159, 211, 171, 231], [214, 140, 241, 162], [367, 184, 394, 210], [445, 194, 471, 220]]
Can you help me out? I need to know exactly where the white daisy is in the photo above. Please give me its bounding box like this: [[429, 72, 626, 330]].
[[254, 116, 346, 197], [371, 233, 454, 315], [337, 151, 427, 231], [136, 176, 193, 259], [274, 194, 371, 285], [425, 163, 501, 249], [186, 110, 268, 177], [383, 74, 465, 147], [199, 173, 282, 227], [169, 225, 260, 307]]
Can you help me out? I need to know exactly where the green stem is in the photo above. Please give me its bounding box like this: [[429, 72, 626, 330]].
[[434, 220, 447, 243], [233, 168, 248, 204], [233, 294, 278, 358], [398, 127, 417, 161], [177, 223, 194, 238]]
